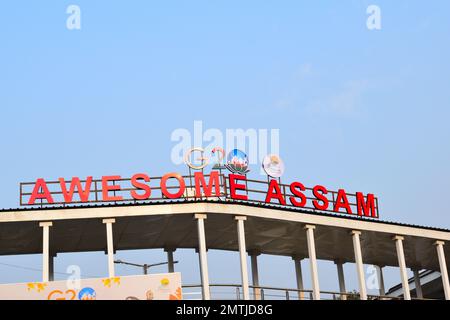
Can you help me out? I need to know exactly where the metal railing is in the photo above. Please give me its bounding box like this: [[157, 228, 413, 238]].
[[181, 284, 433, 300]]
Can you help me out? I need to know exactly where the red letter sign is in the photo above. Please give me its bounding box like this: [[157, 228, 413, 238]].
[[229, 174, 248, 201], [131, 173, 151, 200], [265, 179, 286, 205], [59, 177, 92, 203], [161, 173, 186, 199], [102, 175, 123, 201], [194, 171, 220, 198], [28, 178, 54, 205], [334, 189, 352, 214], [356, 192, 377, 217], [289, 182, 307, 207], [312, 185, 329, 211]]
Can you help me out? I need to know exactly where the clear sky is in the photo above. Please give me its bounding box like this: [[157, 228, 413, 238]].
[[0, 1, 449, 298]]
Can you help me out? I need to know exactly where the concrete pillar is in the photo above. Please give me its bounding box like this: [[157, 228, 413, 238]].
[[250, 252, 261, 300], [39, 222, 53, 283], [102, 219, 116, 278], [195, 214, 210, 300], [49, 253, 55, 282], [351, 230, 367, 300], [304, 225, 320, 300], [293, 257, 304, 300], [412, 269, 423, 299], [165, 248, 175, 273], [393, 235, 411, 300], [435, 241, 450, 300], [335, 260, 346, 300], [235, 216, 250, 300], [376, 266, 386, 297]]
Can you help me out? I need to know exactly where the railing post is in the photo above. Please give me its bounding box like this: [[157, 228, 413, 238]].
[[236, 287, 241, 300]]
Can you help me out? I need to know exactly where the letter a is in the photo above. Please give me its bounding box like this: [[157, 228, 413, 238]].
[[366, 5, 381, 30], [66, 5, 81, 30]]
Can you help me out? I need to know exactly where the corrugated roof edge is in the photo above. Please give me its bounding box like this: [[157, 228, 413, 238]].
[[0, 199, 449, 233]]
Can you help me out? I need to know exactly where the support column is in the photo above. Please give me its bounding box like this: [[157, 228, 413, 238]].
[[376, 266, 386, 297], [249, 251, 261, 300], [39, 222, 53, 283], [304, 225, 320, 300], [49, 254, 55, 282], [235, 216, 250, 300], [293, 257, 304, 300], [165, 248, 175, 273], [435, 241, 450, 300], [195, 214, 210, 300], [334, 260, 346, 300], [103, 219, 116, 278], [393, 235, 411, 300], [412, 269, 423, 299], [351, 230, 367, 300]]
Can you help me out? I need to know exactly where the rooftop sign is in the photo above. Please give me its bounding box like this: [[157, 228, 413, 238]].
[[19, 148, 379, 219], [20, 174, 378, 219]]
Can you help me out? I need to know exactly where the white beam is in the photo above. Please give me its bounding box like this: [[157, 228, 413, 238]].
[[351, 230, 367, 300], [335, 260, 346, 300], [195, 214, 210, 300], [293, 257, 304, 300], [435, 241, 450, 300], [39, 222, 53, 283], [304, 225, 320, 300], [393, 235, 411, 300], [102, 218, 116, 278], [236, 216, 250, 300]]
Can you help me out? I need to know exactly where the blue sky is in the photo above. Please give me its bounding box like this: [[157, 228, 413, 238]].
[[0, 1, 449, 298]]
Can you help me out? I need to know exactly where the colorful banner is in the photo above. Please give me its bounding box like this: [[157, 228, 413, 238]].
[[0, 273, 182, 300]]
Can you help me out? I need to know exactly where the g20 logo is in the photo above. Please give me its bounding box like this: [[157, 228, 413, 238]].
[[184, 147, 226, 171], [184, 147, 283, 177], [184, 147, 250, 174]]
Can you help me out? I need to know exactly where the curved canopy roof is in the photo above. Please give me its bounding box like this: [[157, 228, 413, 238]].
[[0, 200, 448, 271]]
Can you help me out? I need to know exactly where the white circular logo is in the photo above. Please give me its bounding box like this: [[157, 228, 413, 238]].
[[262, 154, 285, 178]]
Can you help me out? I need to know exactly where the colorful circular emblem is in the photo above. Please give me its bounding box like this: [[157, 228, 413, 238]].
[[262, 154, 285, 178], [78, 287, 96, 300], [225, 149, 250, 174]]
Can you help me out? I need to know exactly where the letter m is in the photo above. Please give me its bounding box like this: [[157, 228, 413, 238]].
[[194, 171, 221, 198], [356, 192, 377, 218]]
